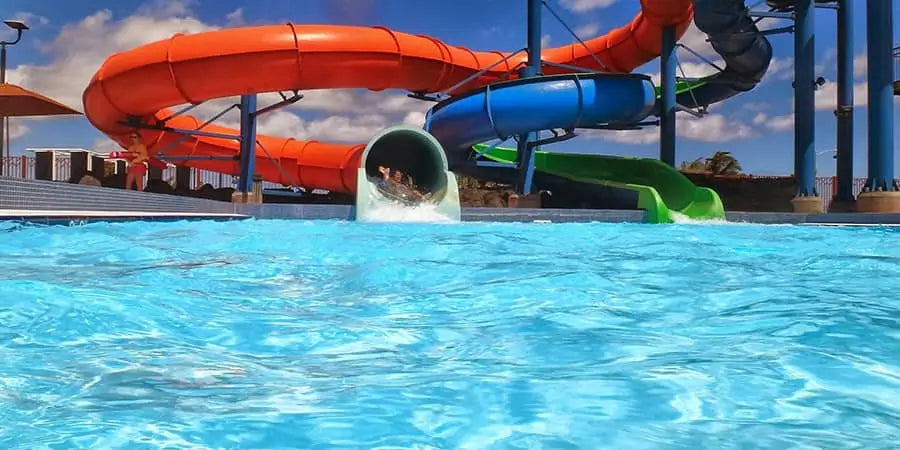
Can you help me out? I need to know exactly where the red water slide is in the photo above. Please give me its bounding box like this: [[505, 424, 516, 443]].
[[82, 0, 693, 194]]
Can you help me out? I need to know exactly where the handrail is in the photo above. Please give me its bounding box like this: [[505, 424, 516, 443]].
[[438, 48, 527, 96]]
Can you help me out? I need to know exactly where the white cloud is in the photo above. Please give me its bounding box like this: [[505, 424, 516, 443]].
[[541, 34, 552, 48], [246, 111, 386, 143], [590, 112, 756, 144], [854, 52, 867, 79], [752, 113, 793, 131], [574, 23, 600, 39], [6, 119, 30, 142], [403, 111, 426, 127], [765, 57, 794, 81], [10, 11, 50, 26], [137, 0, 197, 18], [225, 8, 245, 27], [677, 22, 718, 61], [740, 102, 770, 113], [649, 59, 723, 85], [815, 48, 837, 76], [558, 0, 617, 12], [812, 79, 884, 111], [8, 8, 216, 109], [92, 137, 122, 154], [9, 1, 432, 155]]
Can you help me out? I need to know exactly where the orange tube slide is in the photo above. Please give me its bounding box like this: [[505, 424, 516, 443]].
[[83, 0, 693, 194]]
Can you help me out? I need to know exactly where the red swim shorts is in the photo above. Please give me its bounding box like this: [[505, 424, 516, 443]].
[[129, 163, 147, 175]]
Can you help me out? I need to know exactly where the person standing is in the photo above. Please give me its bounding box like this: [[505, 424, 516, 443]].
[[125, 131, 148, 191]]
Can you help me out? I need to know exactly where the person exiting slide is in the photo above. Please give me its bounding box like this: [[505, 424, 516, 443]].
[[125, 132, 149, 191], [376, 166, 430, 203]]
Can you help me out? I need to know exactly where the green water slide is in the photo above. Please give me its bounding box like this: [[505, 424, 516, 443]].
[[472, 144, 725, 223]]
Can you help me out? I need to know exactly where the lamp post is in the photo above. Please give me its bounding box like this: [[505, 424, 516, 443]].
[[1, 19, 30, 176]]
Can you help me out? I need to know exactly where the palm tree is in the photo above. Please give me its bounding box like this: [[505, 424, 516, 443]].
[[679, 158, 707, 172], [705, 151, 742, 175]]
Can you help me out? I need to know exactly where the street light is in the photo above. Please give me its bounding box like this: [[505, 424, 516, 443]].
[[1, 19, 29, 176], [2, 20, 29, 83]]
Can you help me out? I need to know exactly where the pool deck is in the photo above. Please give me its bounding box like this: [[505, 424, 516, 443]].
[[0, 209, 248, 225]]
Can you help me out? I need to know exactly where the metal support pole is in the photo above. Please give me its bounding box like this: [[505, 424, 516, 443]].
[[835, 0, 854, 201], [794, 0, 816, 196], [0, 43, 6, 83], [660, 26, 677, 166], [523, 0, 542, 78], [865, 0, 895, 191], [238, 94, 257, 194], [1, 44, 6, 176], [516, 134, 537, 194], [516, 0, 542, 195]]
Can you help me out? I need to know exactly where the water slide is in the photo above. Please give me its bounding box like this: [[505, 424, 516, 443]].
[[420, 0, 771, 222], [82, 0, 769, 221], [472, 144, 724, 223], [662, 0, 774, 112], [81, 1, 693, 200]]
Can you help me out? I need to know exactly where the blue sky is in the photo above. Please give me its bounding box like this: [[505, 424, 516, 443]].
[[2, 0, 898, 177]]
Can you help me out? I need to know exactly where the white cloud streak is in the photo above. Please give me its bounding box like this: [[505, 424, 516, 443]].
[[558, 0, 618, 13], [588, 112, 756, 144]]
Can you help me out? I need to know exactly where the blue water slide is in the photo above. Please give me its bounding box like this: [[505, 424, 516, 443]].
[[424, 73, 656, 153]]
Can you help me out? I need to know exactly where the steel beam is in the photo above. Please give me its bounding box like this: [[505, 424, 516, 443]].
[[156, 155, 239, 161], [835, 0, 854, 200], [515, 0, 543, 195], [254, 93, 303, 117], [660, 26, 677, 166], [238, 95, 257, 194], [794, 0, 816, 196], [865, 0, 895, 191]]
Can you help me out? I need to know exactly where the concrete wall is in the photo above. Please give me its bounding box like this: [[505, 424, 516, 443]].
[[0, 177, 234, 213]]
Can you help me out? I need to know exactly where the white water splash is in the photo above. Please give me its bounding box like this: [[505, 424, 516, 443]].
[[359, 199, 457, 223], [669, 212, 731, 225]]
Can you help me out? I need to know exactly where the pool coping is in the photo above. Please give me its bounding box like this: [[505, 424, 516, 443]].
[[0, 209, 249, 226], [5, 205, 900, 227]]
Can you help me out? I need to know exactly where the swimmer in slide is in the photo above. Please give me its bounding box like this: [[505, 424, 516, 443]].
[[376, 166, 430, 202]]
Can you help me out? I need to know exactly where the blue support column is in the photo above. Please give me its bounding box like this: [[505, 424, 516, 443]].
[[865, 0, 895, 191], [522, 0, 541, 79], [835, 0, 854, 201], [660, 26, 677, 166], [794, 0, 816, 197], [238, 94, 258, 194], [515, 0, 542, 195]]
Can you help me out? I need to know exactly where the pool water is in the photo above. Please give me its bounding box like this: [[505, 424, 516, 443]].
[[1, 219, 899, 448]]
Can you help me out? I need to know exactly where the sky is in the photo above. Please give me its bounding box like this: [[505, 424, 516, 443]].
[[2, 0, 899, 177]]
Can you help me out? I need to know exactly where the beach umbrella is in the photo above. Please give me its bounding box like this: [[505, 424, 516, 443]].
[[0, 83, 81, 117]]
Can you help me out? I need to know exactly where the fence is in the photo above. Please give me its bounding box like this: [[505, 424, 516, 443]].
[[1, 155, 893, 209], [1, 155, 287, 191]]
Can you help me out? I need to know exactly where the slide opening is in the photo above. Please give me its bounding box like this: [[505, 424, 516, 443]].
[[362, 126, 449, 202]]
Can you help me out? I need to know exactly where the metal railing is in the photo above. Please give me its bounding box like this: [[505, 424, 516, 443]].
[[2, 156, 289, 191], [893, 46, 900, 93]]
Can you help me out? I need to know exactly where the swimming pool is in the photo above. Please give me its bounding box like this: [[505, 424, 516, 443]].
[[1, 219, 898, 448]]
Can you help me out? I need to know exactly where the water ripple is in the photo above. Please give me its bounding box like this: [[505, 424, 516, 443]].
[[0, 219, 898, 448]]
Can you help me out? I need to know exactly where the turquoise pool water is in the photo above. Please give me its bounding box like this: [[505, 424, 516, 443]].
[[1, 219, 899, 448]]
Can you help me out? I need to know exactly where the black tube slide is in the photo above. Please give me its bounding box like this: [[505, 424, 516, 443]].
[[672, 0, 774, 110], [766, 0, 833, 11]]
